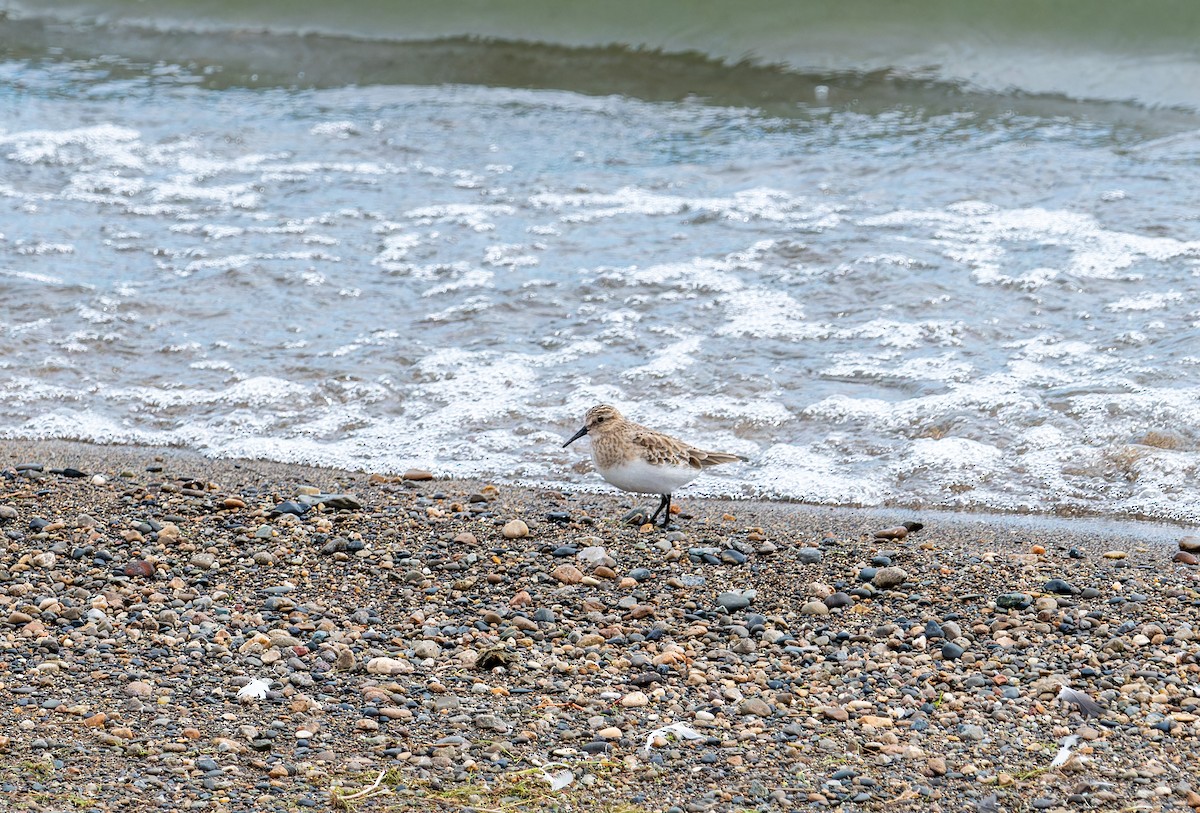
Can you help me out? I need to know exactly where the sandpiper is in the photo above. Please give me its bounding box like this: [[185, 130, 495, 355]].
[[562, 404, 745, 527]]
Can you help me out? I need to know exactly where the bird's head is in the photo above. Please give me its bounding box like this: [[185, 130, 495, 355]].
[[563, 404, 624, 447]]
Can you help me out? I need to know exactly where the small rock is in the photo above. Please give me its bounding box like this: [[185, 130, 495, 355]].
[[1174, 551, 1199, 565], [621, 508, 647, 525], [621, 691, 649, 708], [319, 493, 362, 510], [270, 501, 308, 517], [502, 520, 529, 539], [1043, 579, 1078, 595], [800, 600, 830, 616], [823, 592, 853, 609], [717, 591, 753, 611], [996, 592, 1032, 610], [191, 552, 217, 570], [0, 506, 16, 520], [551, 564, 583, 584], [941, 642, 965, 660], [123, 560, 155, 577], [413, 640, 440, 659], [1179, 536, 1200, 552], [959, 724, 985, 741], [124, 681, 153, 697], [403, 469, 434, 481], [738, 698, 772, 717], [1102, 550, 1127, 560], [796, 548, 822, 564], [872, 567, 908, 589], [366, 657, 414, 675]]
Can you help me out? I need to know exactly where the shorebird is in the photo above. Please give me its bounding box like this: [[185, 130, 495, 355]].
[[562, 404, 745, 528]]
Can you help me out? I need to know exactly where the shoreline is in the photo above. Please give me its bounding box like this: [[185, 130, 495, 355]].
[[1, 437, 1199, 812], [2, 437, 1191, 545]]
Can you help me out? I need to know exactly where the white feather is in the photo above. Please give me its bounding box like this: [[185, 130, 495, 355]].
[[643, 722, 703, 753], [1050, 734, 1080, 768], [237, 677, 271, 701], [539, 768, 575, 791]]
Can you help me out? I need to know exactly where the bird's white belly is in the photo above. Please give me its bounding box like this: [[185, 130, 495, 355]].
[[596, 457, 699, 495]]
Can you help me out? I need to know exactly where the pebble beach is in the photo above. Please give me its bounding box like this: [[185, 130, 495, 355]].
[[2, 439, 1200, 813]]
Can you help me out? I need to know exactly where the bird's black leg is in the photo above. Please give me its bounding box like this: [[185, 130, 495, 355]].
[[648, 493, 672, 528]]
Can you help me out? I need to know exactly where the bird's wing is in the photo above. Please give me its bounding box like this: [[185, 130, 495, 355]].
[[627, 422, 746, 469], [630, 429, 703, 468]]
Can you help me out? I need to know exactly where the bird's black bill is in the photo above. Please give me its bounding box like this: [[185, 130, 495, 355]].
[[563, 425, 588, 447]]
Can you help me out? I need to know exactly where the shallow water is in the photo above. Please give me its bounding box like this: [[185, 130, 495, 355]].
[[1, 9, 1199, 522]]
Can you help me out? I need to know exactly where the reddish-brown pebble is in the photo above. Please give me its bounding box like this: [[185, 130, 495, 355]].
[[123, 560, 154, 577]]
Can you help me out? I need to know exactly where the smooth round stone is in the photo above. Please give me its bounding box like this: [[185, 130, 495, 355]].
[[958, 724, 985, 741], [533, 608, 556, 622], [857, 567, 877, 582], [823, 592, 853, 609], [1043, 579, 1078, 595], [717, 592, 753, 611], [502, 520, 529, 539], [545, 512, 571, 523], [620, 691, 649, 708], [924, 620, 944, 639], [1080, 587, 1101, 599], [412, 640, 439, 659], [941, 642, 965, 659], [551, 546, 577, 558], [628, 568, 652, 582], [870, 555, 891, 567], [1069, 548, 1086, 558], [801, 600, 830, 616], [550, 564, 583, 584], [1180, 536, 1200, 552], [796, 548, 822, 564], [738, 698, 771, 717], [721, 549, 747, 564]]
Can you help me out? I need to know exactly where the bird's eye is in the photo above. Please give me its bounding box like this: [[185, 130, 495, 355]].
[[594, 416, 606, 424]]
